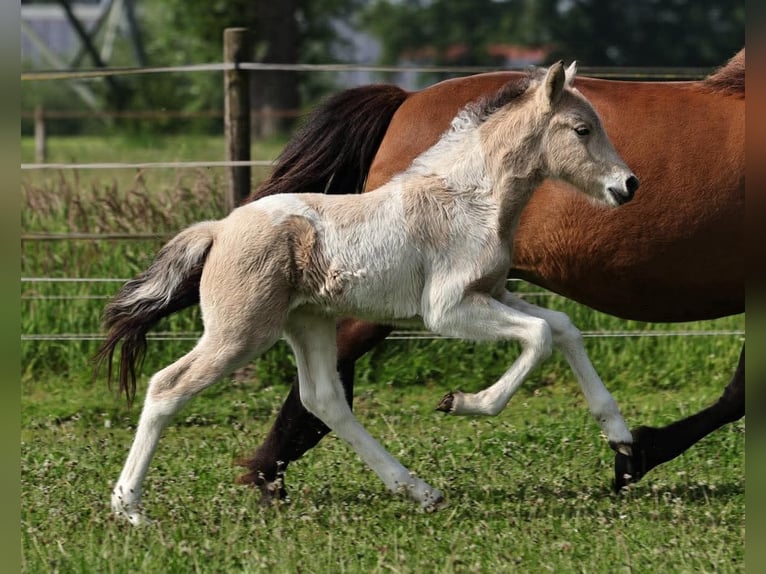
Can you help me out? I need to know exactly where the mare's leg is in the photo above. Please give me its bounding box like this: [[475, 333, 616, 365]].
[[284, 312, 443, 509], [236, 319, 393, 502], [111, 331, 276, 524], [615, 343, 745, 490]]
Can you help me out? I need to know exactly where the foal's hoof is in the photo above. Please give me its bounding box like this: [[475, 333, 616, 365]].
[[423, 493, 448, 513], [111, 505, 151, 526], [436, 392, 457, 413], [609, 441, 633, 457], [436, 393, 455, 413]]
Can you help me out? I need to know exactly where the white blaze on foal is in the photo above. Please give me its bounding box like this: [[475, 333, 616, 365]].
[[98, 61, 638, 524]]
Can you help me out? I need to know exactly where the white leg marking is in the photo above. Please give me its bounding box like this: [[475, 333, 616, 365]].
[[111, 390, 184, 525], [111, 334, 273, 524], [285, 311, 445, 510]]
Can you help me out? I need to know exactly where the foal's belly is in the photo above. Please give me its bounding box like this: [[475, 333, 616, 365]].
[[312, 257, 427, 323]]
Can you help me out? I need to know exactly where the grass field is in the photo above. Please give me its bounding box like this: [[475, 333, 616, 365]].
[[21, 135, 745, 573]]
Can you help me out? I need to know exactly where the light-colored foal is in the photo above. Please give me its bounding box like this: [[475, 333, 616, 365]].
[[103, 61, 638, 524]]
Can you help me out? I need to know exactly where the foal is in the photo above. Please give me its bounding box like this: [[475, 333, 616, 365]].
[[99, 62, 638, 524]]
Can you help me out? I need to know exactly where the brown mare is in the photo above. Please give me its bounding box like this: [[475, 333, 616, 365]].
[[228, 48, 745, 501]]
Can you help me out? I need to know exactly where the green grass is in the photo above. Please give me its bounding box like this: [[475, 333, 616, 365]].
[[21, 135, 745, 573], [22, 354, 745, 573]]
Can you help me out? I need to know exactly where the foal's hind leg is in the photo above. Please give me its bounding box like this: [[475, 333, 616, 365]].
[[236, 319, 394, 504], [111, 331, 277, 525], [284, 311, 444, 510]]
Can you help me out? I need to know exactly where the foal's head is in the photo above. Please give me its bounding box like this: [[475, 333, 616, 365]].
[[483, 61, 639, 207]]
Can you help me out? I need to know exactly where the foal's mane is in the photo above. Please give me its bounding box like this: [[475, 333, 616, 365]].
[[700, 48, 745, 97], [463, 72, 535, 125]]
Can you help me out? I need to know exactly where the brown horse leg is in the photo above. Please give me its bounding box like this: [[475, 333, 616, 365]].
[[615, 343, 745, 490], [236, 319, 393, 502]]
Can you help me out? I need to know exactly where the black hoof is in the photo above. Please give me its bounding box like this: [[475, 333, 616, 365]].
[[614, 450, 637, 492], [436, 392, 455, 413], [613, 426, 657, 492]]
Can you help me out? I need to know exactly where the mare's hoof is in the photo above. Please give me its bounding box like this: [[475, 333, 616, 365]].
[[257, 479, 288, 506], [613, 426, 654, 492], [614, 450, 636, 492], [235, 465, 289, 505], [436, 392, 456, 413]]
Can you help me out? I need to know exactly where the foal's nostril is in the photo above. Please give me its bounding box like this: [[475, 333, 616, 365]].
[[626, 175, 639, 197]]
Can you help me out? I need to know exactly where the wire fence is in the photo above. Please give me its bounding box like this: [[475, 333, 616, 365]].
[[20, 277, 745, 342], [21, 59, 742, 345], [21, 61, 713, 82]]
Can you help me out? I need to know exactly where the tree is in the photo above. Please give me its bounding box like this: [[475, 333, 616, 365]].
[[543, 0, 745, 66], [361, 0, 745, 68], [135, 0, 362, 135]]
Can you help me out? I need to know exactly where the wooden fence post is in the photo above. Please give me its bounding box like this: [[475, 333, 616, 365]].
[[34, 105, 46, 163], [223, 28, 251, 212]]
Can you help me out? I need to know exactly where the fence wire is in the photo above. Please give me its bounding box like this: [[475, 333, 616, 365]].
[[21, 277, 744, 342], [21, 61, 712, 82], [21, 60, 740, 345]]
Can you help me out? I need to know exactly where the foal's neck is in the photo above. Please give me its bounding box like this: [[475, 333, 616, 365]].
[[411, 104, 545, 198]]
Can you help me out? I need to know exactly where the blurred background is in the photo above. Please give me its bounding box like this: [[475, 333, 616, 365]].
[[21, 0, 746, 138]]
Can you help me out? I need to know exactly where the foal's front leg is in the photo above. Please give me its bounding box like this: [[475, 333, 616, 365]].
[[436, 290, 632, 453], [498, 291, 632, 452], [429, 293, 556, 416]]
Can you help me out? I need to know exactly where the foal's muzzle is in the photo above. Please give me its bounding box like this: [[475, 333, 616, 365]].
[[609, 175, 639, 205]]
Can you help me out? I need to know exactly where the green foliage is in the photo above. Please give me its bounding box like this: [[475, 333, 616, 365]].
[[22, 1, 365, 136], [541, 0, 745, 66], [362, 0, 512, 65], [361, 0, 745, 67]]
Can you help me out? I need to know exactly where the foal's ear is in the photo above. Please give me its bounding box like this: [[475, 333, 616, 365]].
[[543, 60, 566, 106], [565, 61, 577, 87]]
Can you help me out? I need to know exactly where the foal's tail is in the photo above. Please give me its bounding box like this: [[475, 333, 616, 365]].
[[93, 220, 219, 405], [94, 85, 408, 402], [249, 83, 409, 200]]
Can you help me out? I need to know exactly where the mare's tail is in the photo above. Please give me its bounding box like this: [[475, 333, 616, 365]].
[[94, 220, 219, 405], [250, 83, 408, 199]]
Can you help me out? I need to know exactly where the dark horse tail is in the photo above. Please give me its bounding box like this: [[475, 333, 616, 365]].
[[94, 221, 218, 405], [249, 84, 408, 200], [94, 84, 408, 401]]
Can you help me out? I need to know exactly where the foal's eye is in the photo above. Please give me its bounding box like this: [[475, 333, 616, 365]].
[[574, 125, 590, 137]]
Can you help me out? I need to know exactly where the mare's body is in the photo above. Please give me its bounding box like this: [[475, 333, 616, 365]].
[[238, 50, 745, 498]]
